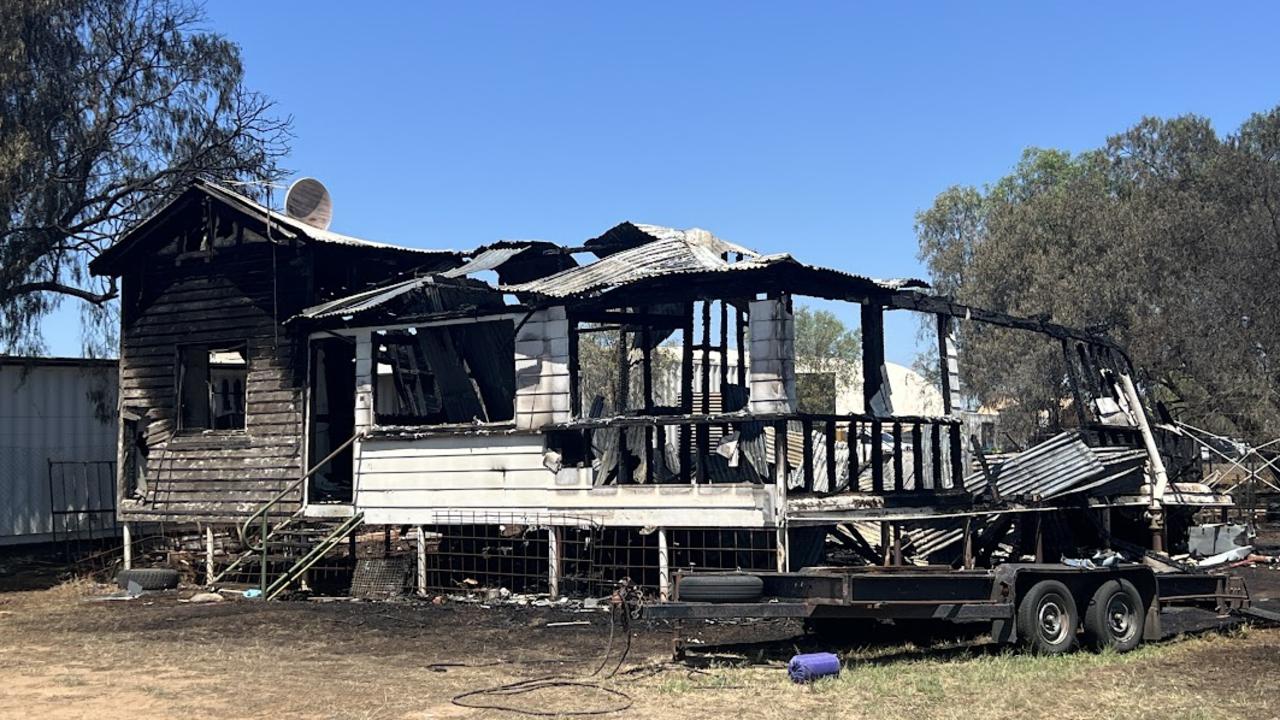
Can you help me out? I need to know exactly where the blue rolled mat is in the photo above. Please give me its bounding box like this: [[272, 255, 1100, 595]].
[[787, 652, 841, 683]]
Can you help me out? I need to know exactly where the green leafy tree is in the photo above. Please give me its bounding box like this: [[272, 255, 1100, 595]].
[[916, 109, 1280, 443], [793, 305, 860, 414], [0, 0, 290, 354]]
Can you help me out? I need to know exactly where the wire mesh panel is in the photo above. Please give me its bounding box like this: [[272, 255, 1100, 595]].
[[350, 557, 411, 599], [420, 512, 590, 596], [47, 460, 117, 558], [418, 512, 778, 599], [573, 526, 660, 597], [667, 528, 777, 576]]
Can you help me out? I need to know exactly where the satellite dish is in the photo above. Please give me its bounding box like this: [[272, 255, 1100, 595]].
[[284, 177, 333, 230]]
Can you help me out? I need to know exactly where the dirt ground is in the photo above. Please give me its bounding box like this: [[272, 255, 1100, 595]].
[[1, 565, 1278, 720]]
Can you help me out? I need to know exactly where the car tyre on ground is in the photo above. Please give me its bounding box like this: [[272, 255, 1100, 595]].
[[115, 567, 181, 591], [1017, 579, 1079, 655], [1083, 578, 1144, 653]]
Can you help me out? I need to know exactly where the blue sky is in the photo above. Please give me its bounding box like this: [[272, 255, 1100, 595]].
[[45, 2, 1280, 360]]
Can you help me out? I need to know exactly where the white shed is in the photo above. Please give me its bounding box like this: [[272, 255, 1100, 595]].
[[0, 357, 118, 546]]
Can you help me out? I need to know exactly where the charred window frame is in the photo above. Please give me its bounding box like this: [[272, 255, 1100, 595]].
[[567, 300, 749, 420], [177, 343, 248, 431], [373, 320, 516, 426], [121, 409, 148, 499]]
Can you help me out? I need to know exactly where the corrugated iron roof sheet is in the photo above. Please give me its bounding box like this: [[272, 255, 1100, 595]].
[[297, 277, 430, 320], [966, 431, 1148, 500], [197, 180, 455, 256], [502, 222, 927, 299], [294, 274, 501, 321], [92, 178, 461, 276], [589, 222, 759, 258], [441, 246, 529, 278]]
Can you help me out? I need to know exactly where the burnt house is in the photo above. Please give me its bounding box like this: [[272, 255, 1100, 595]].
[[89, 180, 460, 524], [92, 180, 1229, 599]]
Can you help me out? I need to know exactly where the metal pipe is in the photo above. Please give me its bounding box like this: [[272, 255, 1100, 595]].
[[1117, 370, 1170, 509], [205, 525, 215, 584], [122, 523, 133, 570], [238, 431, 364, 548]]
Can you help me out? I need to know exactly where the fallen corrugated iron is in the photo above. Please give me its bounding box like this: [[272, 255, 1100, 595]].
[[844, 516, 1009, 564], [966, 431, 1147, 501]]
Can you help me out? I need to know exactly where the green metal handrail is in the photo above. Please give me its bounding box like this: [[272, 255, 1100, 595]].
[[265, 512, 365, 600], [237, 431, 364, 550], [237, 432, 363, 595]]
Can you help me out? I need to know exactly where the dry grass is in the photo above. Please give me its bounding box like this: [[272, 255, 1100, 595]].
[[632, 628, 1274, 720], [0, 580, 1276, 720]]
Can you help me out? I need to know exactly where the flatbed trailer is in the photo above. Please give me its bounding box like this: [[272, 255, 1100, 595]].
[[646, 565, 1250, 654]]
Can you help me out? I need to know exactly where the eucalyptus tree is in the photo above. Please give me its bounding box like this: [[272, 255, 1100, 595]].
[[0, 0, 290, 354], [916, 109, 1280, 443]]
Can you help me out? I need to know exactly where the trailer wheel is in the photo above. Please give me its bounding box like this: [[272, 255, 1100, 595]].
[[1083, 579, 1143, 652], [1016, 579, 1078, 655], [676, 574, 763, 602]]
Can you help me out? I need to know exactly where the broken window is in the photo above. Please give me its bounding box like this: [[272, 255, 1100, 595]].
[[177, 344, 247, 431], [121, 410, 148, 499], [374, 320, 515, 426], [570, 300, 748, 419]]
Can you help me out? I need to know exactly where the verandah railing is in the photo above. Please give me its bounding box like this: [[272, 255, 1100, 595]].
[[550, 412, 967, 497]]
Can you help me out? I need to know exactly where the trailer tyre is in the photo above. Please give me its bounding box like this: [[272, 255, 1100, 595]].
[[676, 574, 763, 602], [1083, 579, 1143, 652], [1016, 579, 1078, 655], [115, 567, 181, 591]]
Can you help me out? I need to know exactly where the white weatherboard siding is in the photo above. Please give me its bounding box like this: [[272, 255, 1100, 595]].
[[353, 434, 776, 527]]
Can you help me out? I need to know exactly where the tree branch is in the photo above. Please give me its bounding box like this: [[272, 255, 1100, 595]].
[[6, 278, 118, 306]]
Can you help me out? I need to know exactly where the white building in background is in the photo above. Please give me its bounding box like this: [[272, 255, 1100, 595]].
[[652, 347, 945, 417], [0, 357, 118, 546], [818, 358, 944, 417]]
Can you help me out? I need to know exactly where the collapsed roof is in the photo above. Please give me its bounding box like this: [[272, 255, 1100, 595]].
[[965, 431, 1149, 501], [294, 221, 930, 325], [91, 180, 936, 326], [294, 274, 506, 323], [501, 221, 928, 302]]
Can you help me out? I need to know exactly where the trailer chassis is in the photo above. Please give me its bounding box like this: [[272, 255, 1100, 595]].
[[647, 565, 1249, 656]]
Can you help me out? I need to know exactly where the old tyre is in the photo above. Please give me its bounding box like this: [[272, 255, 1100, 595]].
[[1083, 579, 1143, 653], [116, 567, 181, 591], [1017, 579, 1078, 655], [676, 574, 763, 602]]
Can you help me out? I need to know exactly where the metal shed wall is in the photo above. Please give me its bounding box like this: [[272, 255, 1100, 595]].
[[0, 359, 118, 546]]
